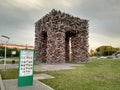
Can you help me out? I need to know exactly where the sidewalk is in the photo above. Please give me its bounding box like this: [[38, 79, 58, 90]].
[[34, 63, 82, 71], [3, 79, 54, 90], [34, 74, 54, 80], [0, 64, 18, 69], [0, 74, 54, 90], [0, 63, 83, 71]]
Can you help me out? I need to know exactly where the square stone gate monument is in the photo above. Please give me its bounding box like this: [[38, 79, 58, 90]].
[[35, 9, 89, 63]]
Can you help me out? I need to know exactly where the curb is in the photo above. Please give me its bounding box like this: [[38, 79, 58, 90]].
[[37, 80, 54, 90], [0, 74, 5, 90]]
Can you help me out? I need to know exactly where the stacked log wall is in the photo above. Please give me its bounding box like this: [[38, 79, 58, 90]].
[[46, 31, 65, 63], [35, 9, 89, 63]]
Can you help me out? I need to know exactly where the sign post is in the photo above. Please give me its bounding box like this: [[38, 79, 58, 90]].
[[18, 49, 34, 87]]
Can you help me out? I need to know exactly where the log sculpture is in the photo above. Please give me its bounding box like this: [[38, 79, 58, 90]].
[[35, 9, 89, 63]]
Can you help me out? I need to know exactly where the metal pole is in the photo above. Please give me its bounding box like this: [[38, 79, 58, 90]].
[[1, 35, 10, 70], [4, 42, 7, 69]]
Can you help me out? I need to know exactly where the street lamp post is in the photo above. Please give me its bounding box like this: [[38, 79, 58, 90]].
[[1, 35, 10, 69]]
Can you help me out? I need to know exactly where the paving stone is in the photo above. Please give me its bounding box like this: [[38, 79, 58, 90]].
[[34, 74, 54, 80]]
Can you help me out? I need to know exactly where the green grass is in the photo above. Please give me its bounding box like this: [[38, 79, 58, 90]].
[[0, 59, 120, 90], [0, 69, 44, 80], [0, 69, 18, 79], [0, 61, 18, 64], [0, 69, 43, 80], [39, 59, 120, 90]]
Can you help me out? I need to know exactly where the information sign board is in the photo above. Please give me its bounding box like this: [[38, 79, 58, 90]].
[[18, 49, 34, 87]]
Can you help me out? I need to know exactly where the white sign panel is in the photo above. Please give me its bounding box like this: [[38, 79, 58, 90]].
[[12, 51, 16, 55], [19, 50, 34, 77]]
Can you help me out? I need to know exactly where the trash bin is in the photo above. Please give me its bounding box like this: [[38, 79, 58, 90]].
[[12, 60, 15, 64]]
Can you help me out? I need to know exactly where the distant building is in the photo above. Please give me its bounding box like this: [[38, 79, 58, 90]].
[[0, 43, 34, 50]]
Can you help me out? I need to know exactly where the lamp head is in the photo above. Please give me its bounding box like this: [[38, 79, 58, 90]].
[[1, 35, 10, 39]]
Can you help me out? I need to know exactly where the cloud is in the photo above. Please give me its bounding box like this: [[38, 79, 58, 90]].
[[0, 0, 43, 10], [0, 0, 120, 49]]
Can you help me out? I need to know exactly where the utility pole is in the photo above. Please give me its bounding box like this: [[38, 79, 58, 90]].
[[1, 35, 10, 69]]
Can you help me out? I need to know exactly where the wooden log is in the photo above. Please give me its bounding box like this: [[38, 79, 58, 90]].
[[35, 9, 89, 63]]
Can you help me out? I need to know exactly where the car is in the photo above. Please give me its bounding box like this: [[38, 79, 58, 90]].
[[100, 56, 107, 59], [0, 56, 3, 59]]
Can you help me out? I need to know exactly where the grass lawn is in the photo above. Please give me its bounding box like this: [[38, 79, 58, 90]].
[[0, 69, 41, 80], [0, 61, 18, 64], [40, 59, 120, 90], [0, 69, 18, 79], [0, 59, 120, 90]]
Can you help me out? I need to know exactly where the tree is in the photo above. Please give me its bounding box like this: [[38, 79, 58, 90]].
[[0, 47, 4, 56], [0, 46, 19, 57], [89, 49, 97, 56], [96, 46, 119, 56]]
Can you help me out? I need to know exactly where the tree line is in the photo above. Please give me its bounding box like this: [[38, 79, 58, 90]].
[[0, 46, 19, 57], [90, 46, 120, 56]]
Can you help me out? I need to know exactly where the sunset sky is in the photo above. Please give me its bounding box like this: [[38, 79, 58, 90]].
[[0, 0, 120, 50]]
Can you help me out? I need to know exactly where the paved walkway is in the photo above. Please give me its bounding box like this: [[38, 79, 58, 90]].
[[0, 63, 83, 71], [0, 64, 18, 69], [34, 74, 54, 80], [3, 79, 54, 90], [34, 63, 82, 72], [0, 74, 54, 90]]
